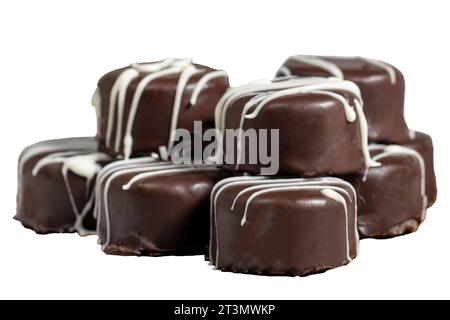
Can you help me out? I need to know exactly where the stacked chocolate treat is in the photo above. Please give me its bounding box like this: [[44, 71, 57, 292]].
[[16, 56, 437, 277]]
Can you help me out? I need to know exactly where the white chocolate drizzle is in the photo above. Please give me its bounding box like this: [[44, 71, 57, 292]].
[[190, 70, 229, 105], [22, 139, 111, 236], [354, 99, 382, 168], [214, 77, 378, 170], [122, 166, 218, 191], [123, 67, 185, 159], [165, 65, 203, 154], [277, 66, 292, 77], [215, 77, 350, 162], [18, 138, 96, 177], [243, 81, 361, 121], [106, 68, 140, 149], [282, 55, 397, 85], [91, 87, 102, 120], [409, 129, 417, 141], [359, 57, 397, 84], [32, 151, 90, 176], [211, 176, 358, 266], [320, 188, 351, 261], [102, 58, 228, 159], [289, 55, 344, 79]]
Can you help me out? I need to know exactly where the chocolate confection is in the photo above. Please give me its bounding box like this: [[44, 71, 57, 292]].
[[209, 176, 358, 276], [276, 55, 409, 143], [347, 144, 427, 238], [15, 138, 112, 235], [216, 77, 379, 176], [94, 58, 229, 159], [405, 131, 437, 207], [95, 158, 231, 256]]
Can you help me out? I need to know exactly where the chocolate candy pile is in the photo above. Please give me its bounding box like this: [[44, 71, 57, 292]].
[[16, 56, 436, 276]]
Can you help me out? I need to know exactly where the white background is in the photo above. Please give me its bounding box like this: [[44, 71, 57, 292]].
[[1, 0, 449, 299]]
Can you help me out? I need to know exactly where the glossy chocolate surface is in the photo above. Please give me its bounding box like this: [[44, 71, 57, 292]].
[[223, 91, 366, 176], [15, 137, 112, 235], [405, 131, 437, 207], [97, 61, 229, 157], [210, 177, 358, 276], [277, 56, 409, 143], [96, 161, 231, 256], [346, 145, 426, 238]]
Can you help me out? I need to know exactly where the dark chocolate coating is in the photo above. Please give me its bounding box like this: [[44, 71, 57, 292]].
[[15, 138, 112, 234], [97, 163, 231, 256], [210, 177, 358, 276], [346, 146, 425, 238], [404, 131, 437, 207], [277, 56, 409, 143], [97, 62, 229, 157], [223, 91, 365, 176]]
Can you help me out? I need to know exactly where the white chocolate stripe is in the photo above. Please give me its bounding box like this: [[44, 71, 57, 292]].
[[277, 66, 292, 76], [360, 57, 397, 85], [290, 55, 344, 79], [64, 153, 111, 179], [409, 130, 417, 140], [114, 69, 140, 152], [61, 164, 83, 232], [91, 87, 102, 120], [32, 151, 90, 176], [230, 178, 355, 211], [74, 189, 97, 236], [106, 68, 139, 148], [244, 80, 362, 119], [130, 58, 177, 73], [321, 188, 351, 261], [190, 70, 228, 105], [354, 99, 382, 168], [122, 67, 183, 159], [310, 90, 357, 122], [368, 143, 386, 151], [122, 166, 219, 190], [33, 152, 110, 178], [165, 66, 203, 153]]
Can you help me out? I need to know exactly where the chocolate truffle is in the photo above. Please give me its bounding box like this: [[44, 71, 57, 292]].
[[348, 145, 427, 238], [95, 159, 231, 256], [94, 58, 229, 159], [404, 131, 437, 207], [276, 55, 409, 143], [16, 137, 112, 235], [210, 176, 358, 277], [215, 77, 378, 176]]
